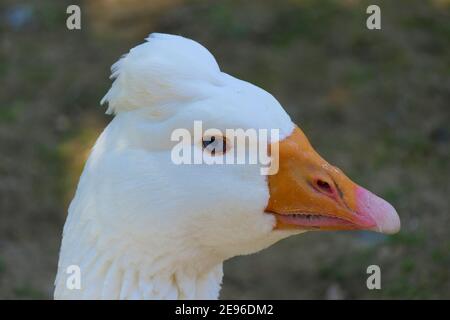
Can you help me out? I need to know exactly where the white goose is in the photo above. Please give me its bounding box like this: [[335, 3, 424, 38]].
[[54, 33, 400, 299]]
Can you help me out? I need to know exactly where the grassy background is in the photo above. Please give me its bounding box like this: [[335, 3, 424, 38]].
[[0, 0, 449, 299]]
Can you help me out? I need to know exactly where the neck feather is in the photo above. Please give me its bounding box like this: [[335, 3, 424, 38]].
[[55, 212, 224, 299]]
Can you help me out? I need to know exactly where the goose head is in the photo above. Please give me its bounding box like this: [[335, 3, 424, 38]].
[[55, 33, 400, 299]]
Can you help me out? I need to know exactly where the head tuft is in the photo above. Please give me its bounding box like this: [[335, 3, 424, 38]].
[[101, 33, 223, 115]]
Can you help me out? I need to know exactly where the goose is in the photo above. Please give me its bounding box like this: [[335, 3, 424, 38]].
[[54, 33, 400, 299]]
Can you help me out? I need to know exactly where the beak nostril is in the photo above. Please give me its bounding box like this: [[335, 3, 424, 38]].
[[315, 179, 333, 194]]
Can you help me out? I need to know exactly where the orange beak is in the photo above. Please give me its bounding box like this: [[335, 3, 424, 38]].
[[266, 126, 400, 234]]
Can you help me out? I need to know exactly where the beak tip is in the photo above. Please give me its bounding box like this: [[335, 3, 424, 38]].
[[372, 204, 401, 235], [356, 187, 401, 235]]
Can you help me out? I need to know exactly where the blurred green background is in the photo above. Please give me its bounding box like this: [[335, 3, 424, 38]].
[[0, 0, 449, 299]]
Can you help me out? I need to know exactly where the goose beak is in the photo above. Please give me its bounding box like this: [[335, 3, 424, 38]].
[[266, 126, 400, 234]]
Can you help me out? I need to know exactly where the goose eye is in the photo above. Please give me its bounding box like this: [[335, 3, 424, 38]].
[[202, 136, 227, 155]]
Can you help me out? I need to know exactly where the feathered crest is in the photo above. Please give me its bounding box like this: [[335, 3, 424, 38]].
[[101, 33, 223, 115]]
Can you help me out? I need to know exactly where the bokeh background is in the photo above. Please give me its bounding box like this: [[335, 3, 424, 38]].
[[0, 0, 449, 299]]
